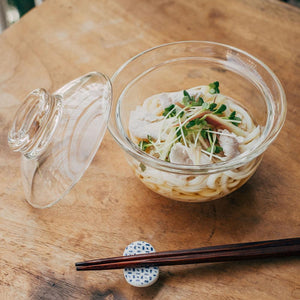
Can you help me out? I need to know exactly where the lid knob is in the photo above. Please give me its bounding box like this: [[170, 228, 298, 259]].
[[8, 88, 62, 159]]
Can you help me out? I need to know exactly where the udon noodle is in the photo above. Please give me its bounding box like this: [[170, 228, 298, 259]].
[[128, 83, 261, 202]]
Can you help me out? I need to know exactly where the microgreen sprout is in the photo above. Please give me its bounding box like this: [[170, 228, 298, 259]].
[[182, 90, 205, 107], [178, 111, 185, 118], [138, 135, 153, 151], [139, 140, 151, 151], [186, 119, 197, 129], [228, 111, 242, 126], [190, 96, 204, 106], [183, 90, 193, 102], [208, 81, 220, 94], [201, 129, 208, 139], [175, 126, 187, 142], [207, 145, 223, 154], [197, 96, 204, 105], [209, 103, 217, 111], [214, 104, 227, 114], [163, 104, 176, 118]]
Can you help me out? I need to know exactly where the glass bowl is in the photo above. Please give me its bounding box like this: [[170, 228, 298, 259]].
[[108, 41, 286, 202]]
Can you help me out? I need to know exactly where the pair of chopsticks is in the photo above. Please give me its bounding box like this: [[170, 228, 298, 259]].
[[75, 238, 300, 271]]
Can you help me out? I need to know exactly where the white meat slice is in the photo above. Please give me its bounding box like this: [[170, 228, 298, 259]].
[[158, 93, 174, 109], [144, 86, 209, 110], [218, 129, 240, 159], [135, 106, 161, 122], [158, 92, 184, 109], [169, 143, 194, 165], [169, 144, 211, 165], [187, 146, 211, 165], [129, 106, 169, 140], [199, 152, 211, 164]]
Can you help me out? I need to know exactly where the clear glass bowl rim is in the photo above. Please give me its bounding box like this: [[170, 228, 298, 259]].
[[108, 41, 287, 175]]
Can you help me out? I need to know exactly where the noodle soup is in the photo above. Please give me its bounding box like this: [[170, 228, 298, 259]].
[[127, 82, 261, 202]]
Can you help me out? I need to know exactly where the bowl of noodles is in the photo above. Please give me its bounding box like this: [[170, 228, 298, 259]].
[[108, 41, 286, 202]]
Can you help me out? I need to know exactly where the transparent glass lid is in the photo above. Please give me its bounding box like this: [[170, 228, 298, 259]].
[[8, 72, 112, 208]]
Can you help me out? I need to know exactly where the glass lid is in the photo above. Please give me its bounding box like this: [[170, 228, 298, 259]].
[[8, 72, 112, 208]]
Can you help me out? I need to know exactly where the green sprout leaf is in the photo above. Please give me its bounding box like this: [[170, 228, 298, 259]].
[[215, 145, 223, 153], [138, 141, 148, 151], [182, 96, 190, 106], [176, 127, 181, 138], [206, 145, 214, 153], [186, 119, 196, 128], [229, 111, 236, 119], [207, 145, 223, 154], [209, 103, 217, 111], [208, 81, 220, 94], [176, 126, 188, 141], [182, 90, 205, 107], [139, 136, 153, 151], [178, 111, 184, 118], [197, 97, 204, 105], [196, 119, 207, 126], [183, 90, 193, 102], [190, 96, 204, 106], [163, 104, 176, 118], [201, 129, 208, 139], [228, 110, 242, 126], [214, 104, 227, 115]]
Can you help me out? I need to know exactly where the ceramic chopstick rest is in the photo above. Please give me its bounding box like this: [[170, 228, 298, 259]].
[[123, 241, 159, 287]]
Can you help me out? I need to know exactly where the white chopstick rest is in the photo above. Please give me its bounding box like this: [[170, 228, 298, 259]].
[[123, 241, 159, 287]]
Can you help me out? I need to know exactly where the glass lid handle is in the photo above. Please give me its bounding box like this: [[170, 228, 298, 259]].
[[8, 88, 63, 159]]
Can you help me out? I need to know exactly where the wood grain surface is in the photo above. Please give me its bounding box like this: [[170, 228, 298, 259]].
[[0, 0, 299, 299]]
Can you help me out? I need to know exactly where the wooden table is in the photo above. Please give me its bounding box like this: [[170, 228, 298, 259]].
[[0, 0, 299, 298]]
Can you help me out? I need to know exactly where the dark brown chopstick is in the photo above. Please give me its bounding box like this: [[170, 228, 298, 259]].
[[75, 237, 300, 271]]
